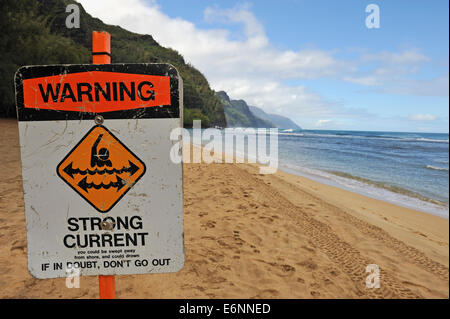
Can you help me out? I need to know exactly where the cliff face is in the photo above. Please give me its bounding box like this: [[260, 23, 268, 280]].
[[249, 106, 302, 130], [216, 91, 302, 129], [0, 0, 226, 127], [216, 91, 275, 128]]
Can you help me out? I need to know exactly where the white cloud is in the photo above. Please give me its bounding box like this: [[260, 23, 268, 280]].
[[343, 49, 442, 89], [77, 0, 348, 120], [408, 114, 437, 121], [203, 4, 268, 47], [362, 50, 430, 65], [341, 49, 449, 98], [316, 119, 333, 127], [77, 0, 447, 130]]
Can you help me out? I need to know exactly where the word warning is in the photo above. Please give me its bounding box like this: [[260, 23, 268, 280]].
[[15, 64, 184, 278]]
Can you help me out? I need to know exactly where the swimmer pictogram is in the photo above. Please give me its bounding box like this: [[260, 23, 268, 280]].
[[57, 125, 146, 212]]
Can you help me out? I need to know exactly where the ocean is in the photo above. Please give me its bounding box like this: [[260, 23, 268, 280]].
[[193, 128, 449, 218], [276, 130, 449, 218]]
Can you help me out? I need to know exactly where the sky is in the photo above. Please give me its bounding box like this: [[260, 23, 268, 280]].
[[77, 0, 449, 132]]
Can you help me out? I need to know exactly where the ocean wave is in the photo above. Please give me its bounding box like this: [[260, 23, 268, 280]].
[[215, 128, 449, 144], [278, 132, 449, 143], [414, 138, 449, 143], [277, 162, 450, 219], [326, 171, 447, 206], [280, 162, 448, 210], [278, 132, 304, 137], [426, 165, 449, 171]]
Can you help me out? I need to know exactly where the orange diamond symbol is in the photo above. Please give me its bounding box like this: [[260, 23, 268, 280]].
[[57, 125, 146, 213]]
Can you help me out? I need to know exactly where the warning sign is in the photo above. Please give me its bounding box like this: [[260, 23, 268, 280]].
[[15, 64, 184, 279], [57, 125, 146, 213]]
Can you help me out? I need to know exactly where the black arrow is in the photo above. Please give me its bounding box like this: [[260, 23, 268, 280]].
[[116, 175, 126, 191], [78, 176, 89, 192], [128, 160, 139, 176], [63, 162, 75, 178]]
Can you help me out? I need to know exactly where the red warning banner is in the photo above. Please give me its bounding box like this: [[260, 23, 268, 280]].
[[22, 71, 171, 113]]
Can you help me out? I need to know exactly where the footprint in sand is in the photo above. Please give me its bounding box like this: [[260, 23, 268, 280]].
[[254, 289, 280, 298], [209, 276, 227, 284], [301, 245, 316, 253], [310, 282, 321, 289], [258, 216, 274, 223], [10, 240, 26, 253], [280, 264, 296, 274], [297, 259, 318, 271], [204, 220, 216, 228], [221, 189, 232, 195]]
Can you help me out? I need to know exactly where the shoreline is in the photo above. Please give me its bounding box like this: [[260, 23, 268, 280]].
[[196, 141, 449, 219], [190, 143, 449, 267], [278, 163, 449, 219]]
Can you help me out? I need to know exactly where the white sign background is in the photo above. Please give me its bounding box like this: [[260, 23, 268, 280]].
[[19, 118, 184, 278]]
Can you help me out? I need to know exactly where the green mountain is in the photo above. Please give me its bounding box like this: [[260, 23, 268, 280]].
[[248, 105, 302, 130], [216, 91, 275, 128], [0, 0, 226, 127]]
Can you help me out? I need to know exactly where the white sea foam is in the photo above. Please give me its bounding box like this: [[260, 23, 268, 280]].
[[414, 138, 449, 143], [279, 163, 449, 219], [426, 165, 449, 171], [277, 132, 449, 143]]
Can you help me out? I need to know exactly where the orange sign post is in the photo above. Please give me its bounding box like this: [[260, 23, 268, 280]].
[[93, 31, 111, 64], [93, 31, 116, 299], [14, 31, 184, 295]]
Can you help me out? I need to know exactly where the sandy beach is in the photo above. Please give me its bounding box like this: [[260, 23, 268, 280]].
[[0, 118, 448, 298]]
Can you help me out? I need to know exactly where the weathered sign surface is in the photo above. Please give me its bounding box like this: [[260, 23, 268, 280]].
[[15, 64, 184, 278]]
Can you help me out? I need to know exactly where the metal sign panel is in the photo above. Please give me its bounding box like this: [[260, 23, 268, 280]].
[[15, 64, 184, 279]]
